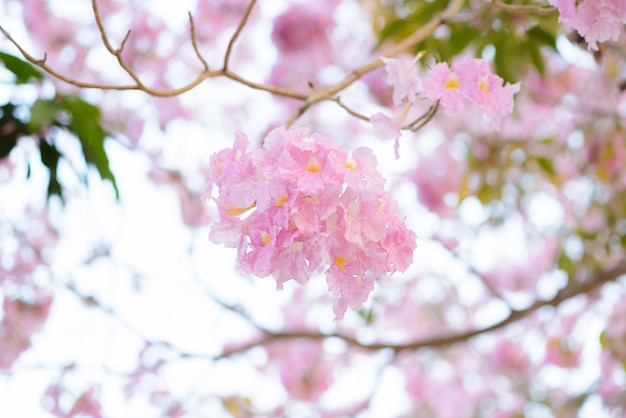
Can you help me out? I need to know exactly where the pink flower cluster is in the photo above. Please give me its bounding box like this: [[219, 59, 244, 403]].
[[0, 293, 52, 370], [268, 2, 336, 93], [206, 127, 416, 319], [422, 57, 521, 129], [44, 385, 102, 418], [265, 340, 334, 402], [549, 0, 626, 50]]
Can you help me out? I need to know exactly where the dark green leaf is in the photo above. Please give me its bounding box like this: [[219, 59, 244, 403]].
[[60, 95, 119, 198], [527, 41, 545, 75], [0, 52, 44, 84], [376, 1, 446, 48], [527, 26, 557, 50], [39, 139, 63, 201], [448, 25, 482, 57], [0, 103, 29, 158]]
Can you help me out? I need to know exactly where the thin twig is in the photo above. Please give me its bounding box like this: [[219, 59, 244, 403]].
[[222, 70, 308, 99], [285, 0, 466, 128], [492, 0, 557, 17], [406, 102, 439, 132], [223, 0, 257, 71], [330, 97, 371, 122], [0, 22, 310, 98], [91, 0, 144, 87], [188, 12, 209, 72]]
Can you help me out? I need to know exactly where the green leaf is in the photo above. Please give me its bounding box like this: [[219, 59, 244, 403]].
[[526, 41, 545, 75], [536, 157, 554, 176], [0, 52, 44, 84], [494, 37, 521, 83], [557, 252, 574, 278], [60, 95, 119, 198], [527, 26, 557, 50], [0, 103, 29, 158], [358, 307, 375, 324], [448, 25, 481, 57], [39, 139, 63, 201], [29, 99, 60, 133], [376, 0, 446, 48]]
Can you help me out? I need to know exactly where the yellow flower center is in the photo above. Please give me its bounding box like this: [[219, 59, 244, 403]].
[[305, 161, 321, 173], [275, 194, 289, 208], [344, 158, 357, 170], [335, 256, 347, 273], [444, 73, 460, 89], [479, 76, 490, 93]]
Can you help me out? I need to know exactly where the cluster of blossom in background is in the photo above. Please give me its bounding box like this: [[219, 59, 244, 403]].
[[372, 56, 521, 147], [549, 0, 626, 49], [206, 127, 416, 319]]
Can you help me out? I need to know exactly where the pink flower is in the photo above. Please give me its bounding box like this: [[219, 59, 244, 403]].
[[488, 339, 530, 373], [272, 3, 334, 56], [205, 126, 416, 318], [381, 56, 421, 106], [268, 2, 337, 93], [326, 244, 375, 320], [0, 292, 53, 369], [336, 188, 387, 246], [67, 388, 102, 418], [265, 340, 334, 402], [328, 146, 385, 193], [423, 62, 467, 114], [240, 212, 277, 278], [370, 112, 402, 141], [458, 57, 521, 128], [549, 0, 626, 50], [412, 143, 465, 217], [544, 337, 581, 368], [423, 58, 520, 128], [370, 112, 403, 158]]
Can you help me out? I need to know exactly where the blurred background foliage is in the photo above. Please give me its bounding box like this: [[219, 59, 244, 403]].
[[0, 52, 118, 203]]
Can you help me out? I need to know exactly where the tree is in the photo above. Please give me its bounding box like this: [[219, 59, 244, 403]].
[[1, 0, 626, 416]]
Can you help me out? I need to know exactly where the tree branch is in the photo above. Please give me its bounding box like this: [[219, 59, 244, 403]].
[[217, 259, 626, 358], [491, 0, 557, 17], [0, 1, 308, 100], [285, 0, 466, 128]]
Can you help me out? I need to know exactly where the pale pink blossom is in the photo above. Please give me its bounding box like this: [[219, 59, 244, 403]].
[[370, 112, 402, 142], [423, 58, 520, 128], [272, 3, 333, 57], [381, 56, 421, 106], [423, 62, 467, 114], [0, 293, 53, 369], [268, 2, 337, 93], [412, 143, 465, 217], [265, 340, 334, 402], [205, 126, 416, 318], [459, 57, 521, 128], [327, 146, 385, 193], [544, 337, 581, 368], [370, 112, 403, 157], [489, 339, 530, 373], [549, 0, 626, 50]]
